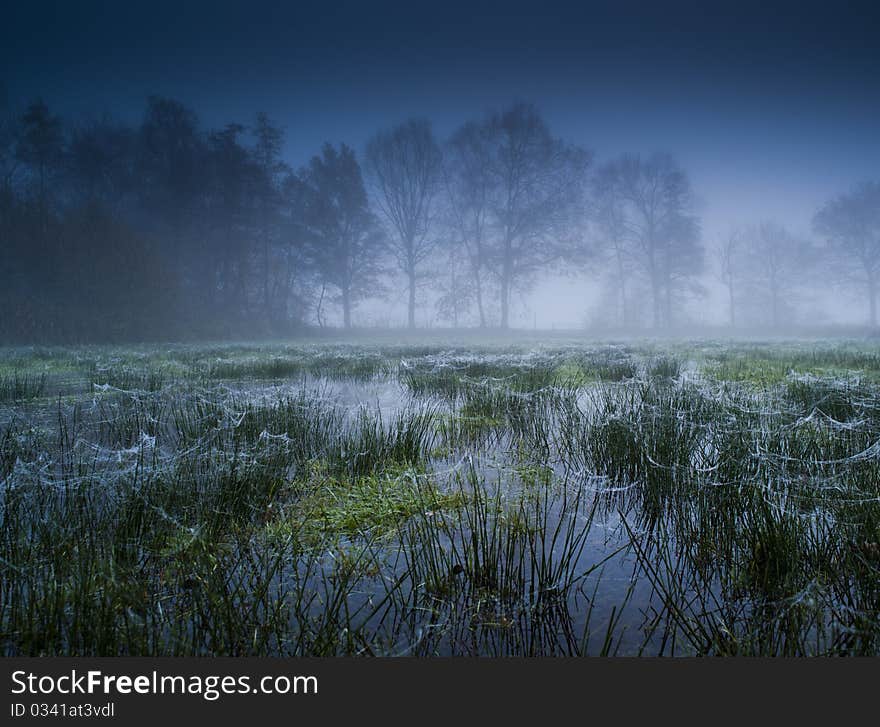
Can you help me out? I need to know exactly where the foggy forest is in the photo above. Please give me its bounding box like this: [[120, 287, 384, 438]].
[[1, 95, 879, 342]]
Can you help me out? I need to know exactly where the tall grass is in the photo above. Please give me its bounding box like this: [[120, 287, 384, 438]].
[[2, 338, 880, 655], [0, 371, 46, 402]]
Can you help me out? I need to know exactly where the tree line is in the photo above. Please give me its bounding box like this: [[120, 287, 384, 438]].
[[1, 96, 877, 342]]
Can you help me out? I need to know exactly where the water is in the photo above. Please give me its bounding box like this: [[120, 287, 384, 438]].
[[3, 338, 879, 655]]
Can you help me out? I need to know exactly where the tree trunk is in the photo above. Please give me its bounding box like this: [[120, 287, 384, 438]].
[[342, 286, 351, 329], [615, 249, 628, 326], [451, 263, 459, 328], [650, 276, 662, 329], [869, 275, 878, 328], [500, 265, 511, 329], [316, 284, 326, 328], [728, 281, 736, 328], [407, 269, 416, 329], [500, 238, 513, 329], [771, 288, 779, 329], [262, 223, 270, 318], [664, 278, 672, 329], [474, 268, 486, 328], [647, 246, 661, 328]]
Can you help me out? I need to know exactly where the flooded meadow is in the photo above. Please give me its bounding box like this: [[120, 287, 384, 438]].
[[2, 336, 880, 655]]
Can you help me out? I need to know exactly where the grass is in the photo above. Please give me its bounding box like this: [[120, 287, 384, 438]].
[[0, 371, 46, 402], [272, 467, 470, 544], [2, 336, 880, 655]]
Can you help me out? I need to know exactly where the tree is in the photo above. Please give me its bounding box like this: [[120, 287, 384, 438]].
[[67, 116, 135, 210], [715, 227, 743, 328], [594, 153, 703, 328], [136, 97, 208, 318], [814, 182, 880, 328], [740, 221, 810, 328], [591, 164, 636, 327], [298, 143, 385, 329], [205, 122, 256, 322], [137, 96, 204, 241], [484, 103, 590, 329], [433, 239, 475, 327], [13, 100, 66, 334], [442, 119, 496, 327], [0, 103, 24, 341], [252, 113, 289, 321], [0, 99, 21, 237], [56, 203, 175, 341], [366, 119, 442, 329], [0, 100, 21, 194], [272, 170, 314, 327], [16, 99, 64, 232]]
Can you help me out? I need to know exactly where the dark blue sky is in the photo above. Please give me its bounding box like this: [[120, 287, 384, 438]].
[[4, 0, 879, 249]]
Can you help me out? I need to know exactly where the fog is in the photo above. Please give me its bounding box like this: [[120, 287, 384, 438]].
[[2, 1, 879, 341]]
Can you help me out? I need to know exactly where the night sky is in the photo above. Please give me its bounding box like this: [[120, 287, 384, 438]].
[[4, 0, 879, 324]]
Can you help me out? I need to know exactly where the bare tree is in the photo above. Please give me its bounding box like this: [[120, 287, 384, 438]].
[[298, 143, 385, 329], [739, 221, 810, 329], [591, 165, 636, 327], [814, 182, 880, 328], [595, 153, 702, 329], [366, 118, 441, 329], [715, 227, 743, 328], [433, 239, 475, 327], [485, 103, 590, 329], [442, 119, 496, 327]]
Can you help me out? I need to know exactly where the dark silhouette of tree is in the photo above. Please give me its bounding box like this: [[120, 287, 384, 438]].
[[366, 119, 441, 329], [740, 222, 811, 328], [433, 241, 475, 327], [591, 164, 637, 327], [5, 91, 866, 342], [814, 182, 880, 328], [594, 153, 703, 328], [137, 97, 204, 239], [67, 116, 136, 210], [0, 95, 314, 341], [298, 144, 385, 329], [484, 103, 590, 329], [252, 113, 289, 323], [57, 203, 174, 341], [442, 119, 496, 327], [0, 105, 25, 340], [205, 122, 257, 324], [16, 99, 64, 232], [13, 100, 66, 334], [136, 97, 209, 321], [715, 227, 743, 328], [277, 172, 312, 326], [0, 99, 20, 197]]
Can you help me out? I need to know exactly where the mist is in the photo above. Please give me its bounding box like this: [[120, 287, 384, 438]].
[[2, 0, 879, 341]]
